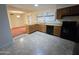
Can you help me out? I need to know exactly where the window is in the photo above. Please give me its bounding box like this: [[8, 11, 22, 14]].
[[44, 15, 55, 23], [37, 12, 55, 24]]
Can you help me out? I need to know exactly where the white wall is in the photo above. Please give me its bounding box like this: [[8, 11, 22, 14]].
[[0, 5, 13, 48]]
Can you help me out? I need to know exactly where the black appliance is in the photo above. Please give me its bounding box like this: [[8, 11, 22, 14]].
[[77, 24, 79, 42], [60, 21, 77, 42], [46, 25, 53, 35]]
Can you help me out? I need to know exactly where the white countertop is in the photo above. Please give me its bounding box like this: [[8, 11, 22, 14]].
[[45, 23, 62, 26], [37, 20, 62, 26], [37, 23, 62, 26]]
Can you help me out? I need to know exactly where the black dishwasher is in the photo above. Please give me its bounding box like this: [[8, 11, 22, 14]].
[[46, 25, 54, 35]]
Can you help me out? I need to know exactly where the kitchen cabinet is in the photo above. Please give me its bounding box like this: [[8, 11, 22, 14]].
[[26, 24, 61, 37], [70, 5, 79, 15], [56, 9, 62, 19], [26, 24, 46, 34], [56, 8, 70, 19], [63, 7, 70, 16], [38, 24, 46, 33], [53, 26, 61, 37], [29, 25, 36, 33], [46, 25, 62, 37], [56, 5, 79, 19], [26, 25, 36, 34]]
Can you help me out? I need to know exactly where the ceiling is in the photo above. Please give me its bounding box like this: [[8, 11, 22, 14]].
[[8, 4, 76, 14], [8, 4, 56, 13]]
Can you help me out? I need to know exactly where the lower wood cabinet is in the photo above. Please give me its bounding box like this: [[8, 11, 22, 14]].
[[26, 24, 46, 34], [26, 24, 61, 37], [46, 25, 61, 37], [38, 24, 46, 33], [26, 25, 37, 34], [53, 26, 61, 37]]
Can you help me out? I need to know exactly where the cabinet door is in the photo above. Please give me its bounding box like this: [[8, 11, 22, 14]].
[[53, 26, 61, 37], [63, 7, 70, 16], [56, 5, 79, 19], [70, 5, 79, 15], [56, 9, 62, 19], [38, 24, 46, 32], [56, 8, 70, 19]]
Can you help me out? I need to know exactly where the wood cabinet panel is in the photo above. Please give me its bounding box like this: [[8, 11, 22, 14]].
[[56, 9, 62, 19], [26, 24, 61, 37], [53, 26, 61, 36], [56, 5, 79, 19], [70, 5, 79, 15], [26, 24, 46, 34], [26, 25, 36, 34], [46, 25, 61, 37], [38, 24, 46, 32]]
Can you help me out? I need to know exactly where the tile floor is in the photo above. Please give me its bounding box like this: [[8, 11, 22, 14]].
[[0, 31, 75, 55]]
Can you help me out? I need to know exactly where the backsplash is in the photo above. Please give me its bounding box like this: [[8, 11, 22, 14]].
[[61, 16, 79, 21], [60, 16, 79, 25]]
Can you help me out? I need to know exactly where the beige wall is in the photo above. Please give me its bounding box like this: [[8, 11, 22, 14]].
[[26, 12, 37, 25], [8, 12, 38, 28], [24, 13, 29, 25], [9, 13, 27, 28]]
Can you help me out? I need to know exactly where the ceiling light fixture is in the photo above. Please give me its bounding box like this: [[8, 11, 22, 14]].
[[34, 4, 38, 7], [17, 15, 20, 18], [8, 10, 24, 14]]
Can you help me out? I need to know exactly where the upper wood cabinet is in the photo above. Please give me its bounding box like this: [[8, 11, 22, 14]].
[[70, 5, 79, 15], [56, 5, 79, 19], [56, 9, 62, 19]]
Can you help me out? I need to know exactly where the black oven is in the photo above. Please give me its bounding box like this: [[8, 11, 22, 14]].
[[60, 21, 77, 42]]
